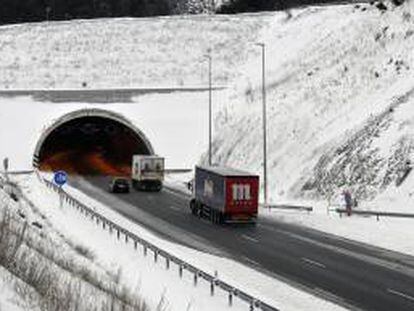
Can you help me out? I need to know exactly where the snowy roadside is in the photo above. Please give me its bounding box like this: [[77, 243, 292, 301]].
[[0, 266, 36, 311], [12, 173, 347, 311]]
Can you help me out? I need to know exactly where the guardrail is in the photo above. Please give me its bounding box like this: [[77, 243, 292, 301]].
[[41, 177, 279, 311], [336, 208, 414, 221], [0, 170, 35, 175], [264, 204, 313, 213]]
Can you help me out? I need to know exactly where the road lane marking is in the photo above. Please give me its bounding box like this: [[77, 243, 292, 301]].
[[242, 256, 261, 267], [241, 234, 259, 243], [387, 289, 414, 302], [302, 257, 326, 269], [266, 227, 414, 278], [169, 205, 180, 212], [163, 187, 191, 200]]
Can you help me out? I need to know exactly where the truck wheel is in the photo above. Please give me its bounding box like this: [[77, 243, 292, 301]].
[[217, 212, 223, 224], [214, 210, 219, 224], [190, 199, 196, 215]]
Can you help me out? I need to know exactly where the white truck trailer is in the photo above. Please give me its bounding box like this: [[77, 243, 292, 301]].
[[132, 155, 164, 191]]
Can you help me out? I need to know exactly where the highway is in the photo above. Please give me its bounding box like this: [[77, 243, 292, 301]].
[[71, 176, 414, 311]]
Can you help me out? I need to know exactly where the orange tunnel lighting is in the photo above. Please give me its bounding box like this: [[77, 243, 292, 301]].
[[38, 116, 151, 176]]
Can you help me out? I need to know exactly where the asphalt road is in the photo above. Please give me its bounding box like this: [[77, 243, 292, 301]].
[[71, 176, 414, 311]]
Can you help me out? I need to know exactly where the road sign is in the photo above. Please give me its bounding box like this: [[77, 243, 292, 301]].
[[54, 171, 68, 186]]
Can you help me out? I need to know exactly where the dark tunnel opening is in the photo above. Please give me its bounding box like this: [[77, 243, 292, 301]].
[[38, 116, 151, 176]]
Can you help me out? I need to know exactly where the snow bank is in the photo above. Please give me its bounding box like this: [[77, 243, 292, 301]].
[[0, 14, 273, 89]]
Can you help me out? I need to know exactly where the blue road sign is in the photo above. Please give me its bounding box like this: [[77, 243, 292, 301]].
[[54, 170, 68, 186]]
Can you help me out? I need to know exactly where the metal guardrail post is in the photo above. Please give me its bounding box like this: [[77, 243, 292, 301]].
[[193, 271, 198, 286]]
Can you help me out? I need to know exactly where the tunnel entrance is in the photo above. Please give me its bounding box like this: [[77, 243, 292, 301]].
[[34, 109, 154, 176]]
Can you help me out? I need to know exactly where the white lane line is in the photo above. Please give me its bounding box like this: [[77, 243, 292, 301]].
[[302, 257, 326, 269], [163, 187, 190, 200], [241, 234, 259, 243], [168, 205, 180, 212], [242, 256, 261, 267], [387, 288, 414, 302]]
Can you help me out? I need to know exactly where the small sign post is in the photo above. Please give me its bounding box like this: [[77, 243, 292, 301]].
[[3, 157, 9, 181], [54, 170, 67, 208]]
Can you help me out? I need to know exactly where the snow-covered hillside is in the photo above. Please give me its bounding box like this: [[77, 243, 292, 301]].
[[213, 1, 414, 209], [0, 14, 275, 89]]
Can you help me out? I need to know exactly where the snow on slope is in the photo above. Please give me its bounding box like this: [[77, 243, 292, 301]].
[[0, 14, 275, 89], [212, 1, 414, 208], [0, 266, 34, 311]]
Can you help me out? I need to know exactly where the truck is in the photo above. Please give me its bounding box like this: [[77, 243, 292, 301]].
[[190, 165, 259, 224], [131, 155, 164, 191]]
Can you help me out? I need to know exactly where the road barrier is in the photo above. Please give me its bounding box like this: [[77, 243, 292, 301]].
[[0, 170, 35, 175], [336, 208, 414, 221], [41, 176, 279, 311], [264, 204, 313, 213]]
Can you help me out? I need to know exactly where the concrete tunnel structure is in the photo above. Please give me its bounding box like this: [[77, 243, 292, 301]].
[[33, 109, 155, 176], [0, 91, 214, 173]]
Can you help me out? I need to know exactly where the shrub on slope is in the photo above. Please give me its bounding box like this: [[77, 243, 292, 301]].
[[0, 187, 148, 311]]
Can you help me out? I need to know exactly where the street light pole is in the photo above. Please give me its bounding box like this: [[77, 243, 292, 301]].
[[205, 52, 213, 166], [256, 43, 268, 207], [45, 6, 51, 22]]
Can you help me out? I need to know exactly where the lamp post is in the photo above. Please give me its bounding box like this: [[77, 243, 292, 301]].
[[256, 42, 268, 208], [204, 52, 213, 166], [210, 0, 216, 13], [45, 6, 51, 22]]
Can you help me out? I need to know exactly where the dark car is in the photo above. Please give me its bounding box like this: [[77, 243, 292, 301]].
[[108, 177, 130, 193]]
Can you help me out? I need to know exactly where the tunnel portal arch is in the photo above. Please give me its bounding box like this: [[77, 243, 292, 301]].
[[33, 108, 155, 176]]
